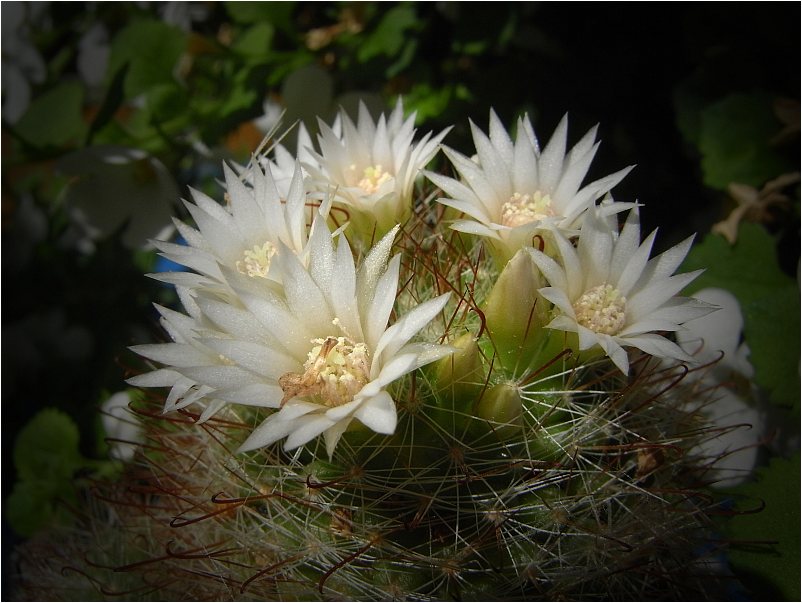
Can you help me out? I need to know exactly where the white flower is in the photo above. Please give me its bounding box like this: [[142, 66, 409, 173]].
[[304, 98, 450, 239], [153, 161, 319, 292], [101, 391, 144, 462], [426, 110, 632, 263], [128, 286, 245, 423], [233, 119, 318, 200], [676, 288, 763, 488], [236, 220, 453, 457], [131, 215, 453, 457], [675, 288, 753, 380], [529, 209, 713, 374]]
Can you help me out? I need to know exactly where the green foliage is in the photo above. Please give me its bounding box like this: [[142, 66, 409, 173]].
[[357, 4, 418, 64], [14, 80, 86, 148], [226, 1, 296, 32], [698, 93, 791, 190], [682, 224, 800, 412], [7, 409, 85, 536], [107, 19, 187, 99], [233, 22, 275, 60], [725, 454, 801, 602]]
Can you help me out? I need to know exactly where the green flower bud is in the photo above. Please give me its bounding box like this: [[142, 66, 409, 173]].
[[434, 332, 486, 405], [484, 249, 550, 373], [475, 382, 523, 440]]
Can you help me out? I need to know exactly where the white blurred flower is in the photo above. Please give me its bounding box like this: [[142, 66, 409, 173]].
[[253, 97, 285, 137], [57, 146, 178, 251], [677, 288, 764, 488], [1, 2, 47, 123], [158, 1, 210, 32], [101, 391, 144, 462], [427, 110, 632, 263], [529, 209, 712, 374], [675, 288, 754, 380], [304, 98, 450, 240], [77, 23, 110, 90]]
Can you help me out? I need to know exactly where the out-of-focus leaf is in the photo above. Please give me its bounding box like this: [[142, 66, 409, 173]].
[[699, 93, 791, 190], [673, 78, 707, 147], [742, 287, 800, 412], [217, 83, 258, 120], [725, 454, 801, 601], [144, 83, 192, 133], [233, 22, 275, 59], [386, 39, 417, 79], [226, 1, 296, 34], [357, 4, 418, 63], [14, 80, 86, 148], [6, 481, 58, 537], [14, 408, 83, 484], [404, 83, 472, 125], [682, 224, 800, 411], [281, 64, 334, 133], [86, 63, 129, 145], [107, 19, 187, 99]]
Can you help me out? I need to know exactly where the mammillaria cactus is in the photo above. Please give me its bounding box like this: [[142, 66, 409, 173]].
[[17, 102, 736, 601]]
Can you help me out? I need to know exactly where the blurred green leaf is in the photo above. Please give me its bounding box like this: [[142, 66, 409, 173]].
[[404, 83, 472, 124], [673, 78, 707, 147], [144, 83, 193, 134], [107, 19, 187, 98], [6, 481, 58, 537], [699, 93, 791, 190], [226, 2, 296, 33], [7, 408, 94, 536], [386, 39, 417, 79], [281, 64, 334, 133], [682, 224, 800, 411], [86, 63, 129, 145], [233, 22, 275, 59], [725, 454, 801, 601], [358, 4, 418, 63], [14, 408, 83, 484], [14, 80, 86, 148]]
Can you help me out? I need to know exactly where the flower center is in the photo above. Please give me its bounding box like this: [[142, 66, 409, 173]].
[[500, 191, 555, 228], [236, 241, 277, 278], [357, 164, 393, 194], [573, 284, 627, 335], [279, 336, 370, 407]]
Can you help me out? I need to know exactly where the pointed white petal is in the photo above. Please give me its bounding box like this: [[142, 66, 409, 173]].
[[284, 414, 337, 451], [537, 114, 568, 192], [366, 254, 401, 350], [372, 294, 450, 372], [354, 390, 397, 434]]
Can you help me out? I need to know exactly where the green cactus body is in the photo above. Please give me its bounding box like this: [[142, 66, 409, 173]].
[[14, 111, 728, 602]]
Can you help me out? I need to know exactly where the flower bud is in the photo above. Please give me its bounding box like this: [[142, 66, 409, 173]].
[[435, 332, 486, 405], [484, 249, 549, 373], [475, 382, 523, 440]]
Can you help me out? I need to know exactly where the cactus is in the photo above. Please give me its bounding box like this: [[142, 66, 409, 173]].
[[14, 105, 732, 601]]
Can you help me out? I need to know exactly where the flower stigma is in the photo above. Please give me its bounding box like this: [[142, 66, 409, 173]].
[[279, 336, 370, 407], [357, 164, 393, 194], [573, 284, 627, 335], [236, 241, 277, 278], [501, 191, 555, 228]]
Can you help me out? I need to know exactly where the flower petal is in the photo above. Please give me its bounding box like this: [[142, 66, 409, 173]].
[[354, 390, 397, 435]]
